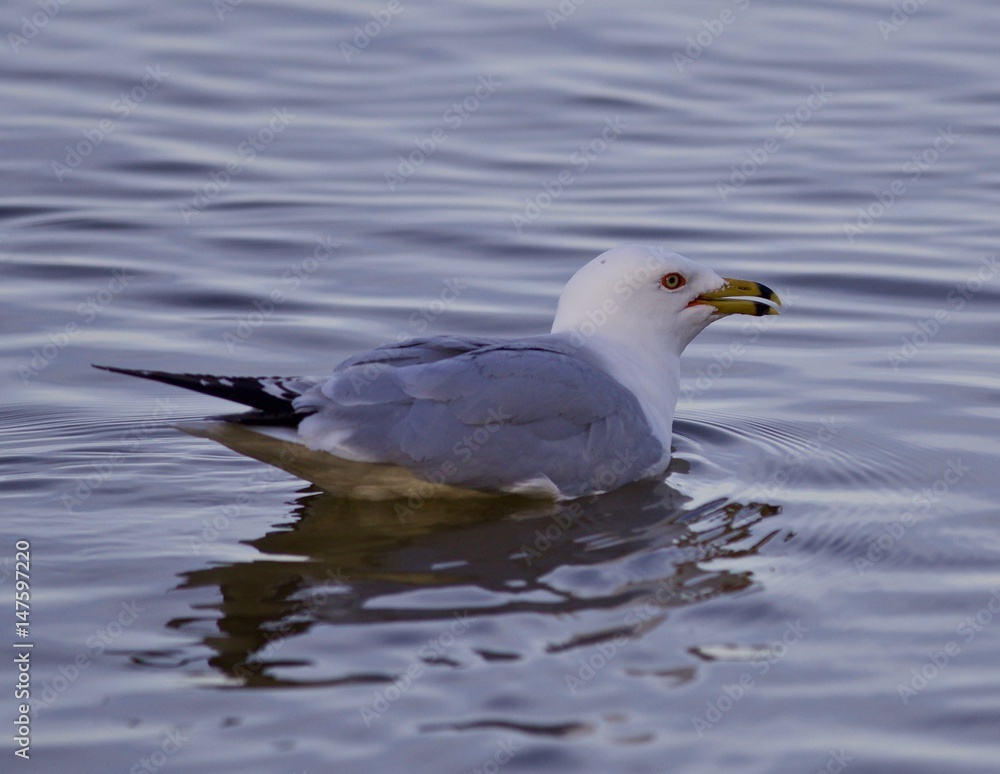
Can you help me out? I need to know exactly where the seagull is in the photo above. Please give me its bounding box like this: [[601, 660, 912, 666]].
[[96, 245, 781, 500]]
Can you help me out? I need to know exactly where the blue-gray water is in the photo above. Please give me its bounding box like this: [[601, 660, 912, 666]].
[[3, 1, 999, 772]]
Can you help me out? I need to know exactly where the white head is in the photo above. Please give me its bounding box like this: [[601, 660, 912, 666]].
[[551, 244, 780, 355], [549, 245, 781, 447]]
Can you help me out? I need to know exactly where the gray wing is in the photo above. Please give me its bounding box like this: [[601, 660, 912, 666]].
[[332, 335, 500, 372], [294, 336, 664, 497]]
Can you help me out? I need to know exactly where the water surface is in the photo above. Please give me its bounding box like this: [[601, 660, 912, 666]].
[[3, 0, 999, 772]]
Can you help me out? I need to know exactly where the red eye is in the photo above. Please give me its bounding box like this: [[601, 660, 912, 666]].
[[661, 272, 686, 290]]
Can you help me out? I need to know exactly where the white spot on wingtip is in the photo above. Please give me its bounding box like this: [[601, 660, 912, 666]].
[[261, 380, 289, 399]]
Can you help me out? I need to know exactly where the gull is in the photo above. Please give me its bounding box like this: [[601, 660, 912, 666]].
[[96, 245, 781, 500]]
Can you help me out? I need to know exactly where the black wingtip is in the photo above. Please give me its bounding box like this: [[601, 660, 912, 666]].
[[94, 364, 176, 382], [93, 364, 147, 377], [93, 364, 303, 414]]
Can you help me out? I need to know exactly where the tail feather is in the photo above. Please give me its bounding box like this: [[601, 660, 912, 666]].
[[93, 365, 312, 415]]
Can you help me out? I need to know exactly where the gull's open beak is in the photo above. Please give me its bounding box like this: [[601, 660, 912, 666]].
[[691, 278, 782, 317]]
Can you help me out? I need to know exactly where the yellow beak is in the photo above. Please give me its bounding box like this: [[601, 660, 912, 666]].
[[692, 277, 782, 317]]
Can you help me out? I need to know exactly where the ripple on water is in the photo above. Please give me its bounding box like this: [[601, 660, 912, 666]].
[[4, 0, 999, 769]]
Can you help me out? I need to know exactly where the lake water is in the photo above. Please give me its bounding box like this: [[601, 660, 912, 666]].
[[3, 0, 999, 771]]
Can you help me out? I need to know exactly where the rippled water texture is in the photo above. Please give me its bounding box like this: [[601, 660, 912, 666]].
[[3, 0, 1000, 772]]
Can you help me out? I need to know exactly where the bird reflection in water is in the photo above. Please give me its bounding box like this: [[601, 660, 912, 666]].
[[151, 470, 782, 688]]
